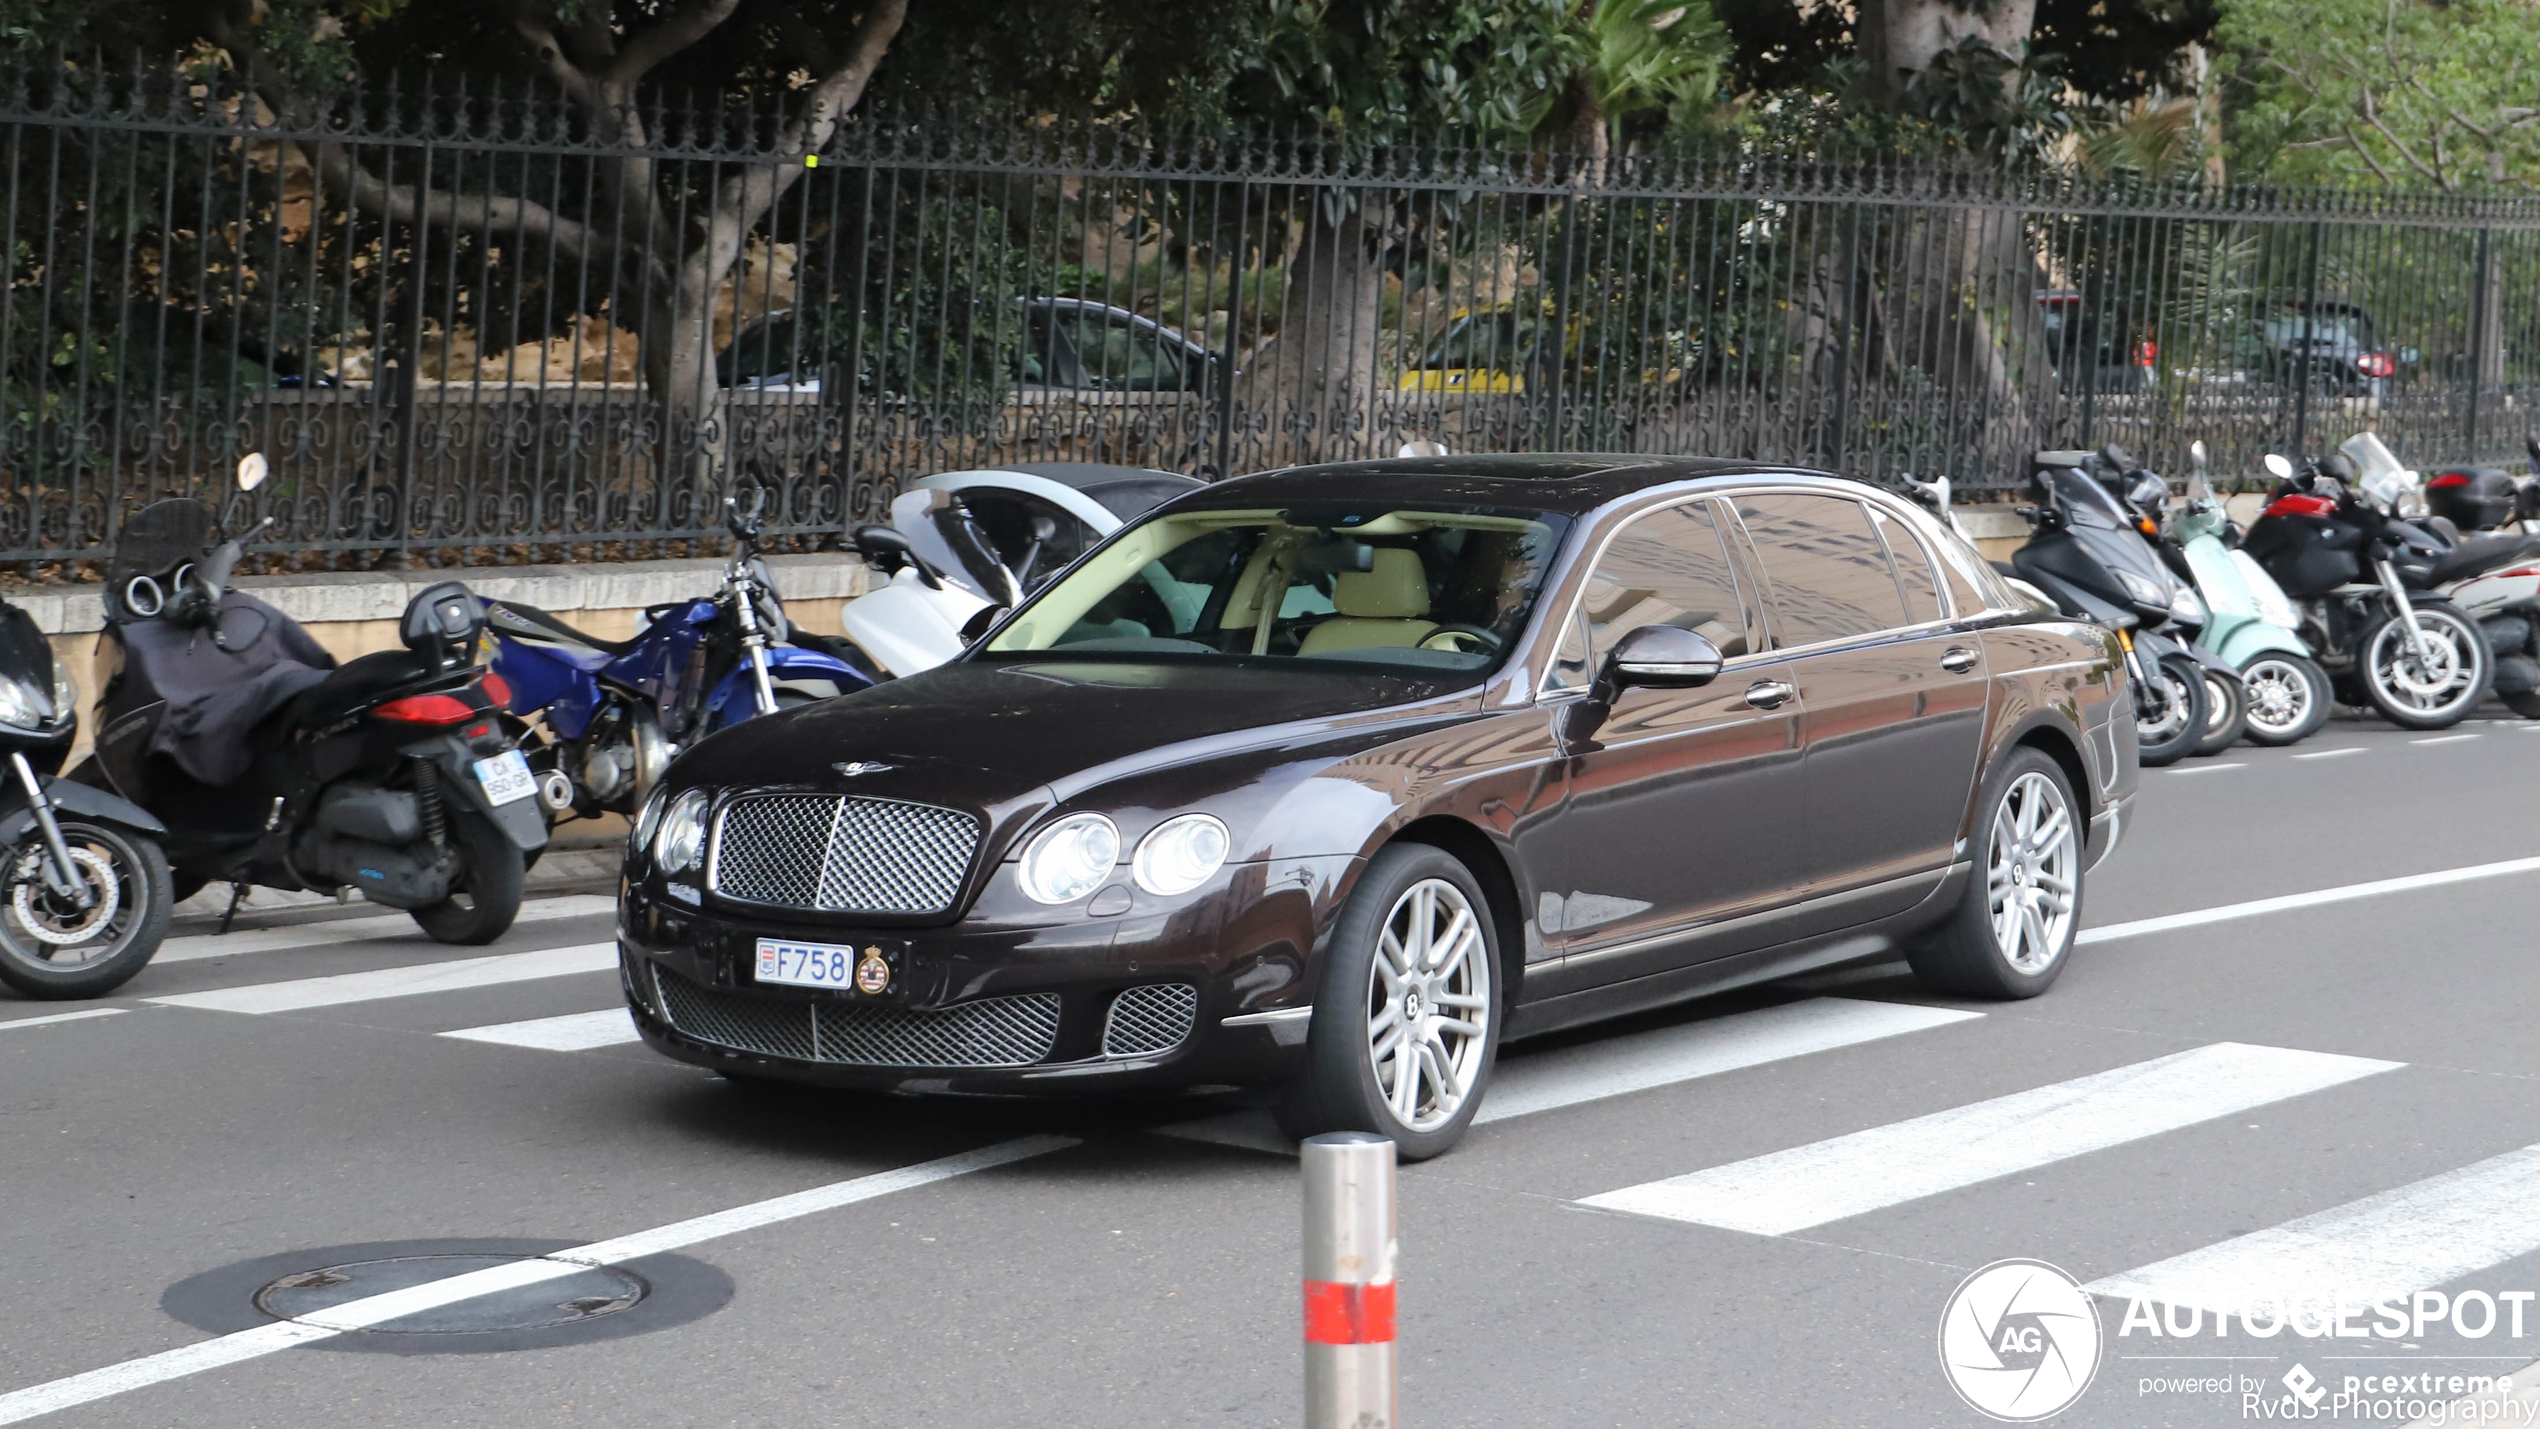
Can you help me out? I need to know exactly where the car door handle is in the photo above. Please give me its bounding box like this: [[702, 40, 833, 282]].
[[1745, 680, 1795, 710], [1940, 647, 1979, 673]]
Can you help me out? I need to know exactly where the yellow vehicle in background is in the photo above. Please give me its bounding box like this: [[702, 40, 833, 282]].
[[1397, 307, 1692, 393]]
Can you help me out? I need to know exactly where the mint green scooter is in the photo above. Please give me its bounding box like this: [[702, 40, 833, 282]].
[[2168, 439, 2334, 744]]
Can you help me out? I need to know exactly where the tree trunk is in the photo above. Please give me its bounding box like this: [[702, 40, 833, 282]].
[[1256, 202, 1389, 464]]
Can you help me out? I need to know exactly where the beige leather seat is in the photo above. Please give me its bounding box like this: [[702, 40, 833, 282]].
[[1298, 548, 1438, 655]]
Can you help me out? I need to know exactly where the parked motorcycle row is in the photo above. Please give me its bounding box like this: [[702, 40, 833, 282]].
[[3, 436, 2531, 1001]]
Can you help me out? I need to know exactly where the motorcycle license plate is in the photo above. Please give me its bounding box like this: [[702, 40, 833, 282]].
[[473, 750, 537, 805]]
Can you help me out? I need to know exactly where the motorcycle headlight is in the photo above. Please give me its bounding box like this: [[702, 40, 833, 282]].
[[2117, 569, 2170, 608], [1018, 812, 1119, 905], [2170, 586, 2207, 626], [49, 658, 75, 723], [1132, 814, 1230, 897], [0, 675, 42, 731], [653, 788, 712, 875]]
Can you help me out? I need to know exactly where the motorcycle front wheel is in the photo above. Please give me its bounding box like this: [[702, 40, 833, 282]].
[[410, 810, 526, 946], [2193, 670, 2249, 756], [2136, 652, 2209, 767], [2360, 603, 2492, 730], [0, 820, 173, 999], [2239, 653, 2334, 745]]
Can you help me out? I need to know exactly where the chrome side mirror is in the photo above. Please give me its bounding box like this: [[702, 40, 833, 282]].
[[236, 452, 267, 491], [2264, 453, 2296, 481], [1601, 625, 1723, 692], [2188, 439, 2209, 470]]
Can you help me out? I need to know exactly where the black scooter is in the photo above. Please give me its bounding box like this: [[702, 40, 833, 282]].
[[2009, 447, 2243, 767], [0, 597, 172, 997], [76, 462, 545, 943]]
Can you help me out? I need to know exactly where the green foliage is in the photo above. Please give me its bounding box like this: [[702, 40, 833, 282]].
[[2220, 0, 2540, 190]]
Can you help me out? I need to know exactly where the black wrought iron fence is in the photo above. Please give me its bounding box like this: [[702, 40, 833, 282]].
[[10, 57, 2540, 569]]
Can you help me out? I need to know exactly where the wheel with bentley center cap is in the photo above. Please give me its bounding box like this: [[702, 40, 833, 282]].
[[1274, 843, 1502, 1161], [1908, 748, 2082, 1000]]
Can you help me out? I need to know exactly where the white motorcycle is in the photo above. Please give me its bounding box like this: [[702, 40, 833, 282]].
[[2338, 432, 2540, 717]]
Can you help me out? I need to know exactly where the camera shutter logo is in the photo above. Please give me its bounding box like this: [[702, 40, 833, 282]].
[[1938, 1259, 2103, 1421]]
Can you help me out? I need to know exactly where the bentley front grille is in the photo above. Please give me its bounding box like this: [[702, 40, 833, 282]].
[[1101, 983, 1199, 1057], [650, 965, 1060, 1069], [708, 794, 981, 915]]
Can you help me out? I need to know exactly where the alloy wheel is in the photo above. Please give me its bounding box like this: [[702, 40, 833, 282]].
[[1362, 877, 1494, 1133], [2242, 657, 2313, 737], [1986, 772, 2079, 974], [2369, 611, 2480, 717], [2138, 667, 2193, 744]]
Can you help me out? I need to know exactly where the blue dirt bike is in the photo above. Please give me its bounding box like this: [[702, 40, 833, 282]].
[[487, 497, 874, 821]]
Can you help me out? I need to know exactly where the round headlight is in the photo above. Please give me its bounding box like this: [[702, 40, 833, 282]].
[[2169, 586, 2207, 626], [1018, 812, 1119, 905], [653, 789, 711, 874], [1133, 814, 1230, 896]]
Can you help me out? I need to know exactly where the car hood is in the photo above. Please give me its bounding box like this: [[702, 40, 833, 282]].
[[671, 657, 1480, 808]]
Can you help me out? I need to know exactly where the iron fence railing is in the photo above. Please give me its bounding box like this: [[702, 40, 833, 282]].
[[11, 58, 2540, 569]]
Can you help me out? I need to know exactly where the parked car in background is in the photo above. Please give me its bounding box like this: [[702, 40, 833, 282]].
[[2249, 300, 2394, 400], [2036, 290, 2155, 395], [616, 454, 2137, 1158], [718, 298, 1225, 396]]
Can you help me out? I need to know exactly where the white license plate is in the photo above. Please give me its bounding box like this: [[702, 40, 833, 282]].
[[755, 938, 863, 991], [473, 750, 537, 806]]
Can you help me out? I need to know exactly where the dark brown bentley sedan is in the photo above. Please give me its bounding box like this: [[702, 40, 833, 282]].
[[618, 456, 2136, 1157]]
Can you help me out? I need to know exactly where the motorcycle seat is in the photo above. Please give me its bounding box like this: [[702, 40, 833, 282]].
[[271, 648, 439, 735], [2428, 533, 2540, 586], [485, 599, 635, 658]]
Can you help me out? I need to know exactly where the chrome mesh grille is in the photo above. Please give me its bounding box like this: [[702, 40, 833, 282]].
[[709, 795, 980, 915], [650, 965, 1058, 1069], [1101, 983, 1199, 1057]]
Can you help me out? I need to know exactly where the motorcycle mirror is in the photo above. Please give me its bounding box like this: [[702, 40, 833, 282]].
[[236, 452, 267, 492], [959, 604, 1009, 645], [2189, 439, 2209, 469], [2264, 453, 2295, 480], [852, 523, 941, 589]]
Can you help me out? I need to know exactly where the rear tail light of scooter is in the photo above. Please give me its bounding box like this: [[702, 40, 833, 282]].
[[2428, 472, 2472, 488], [480, 669, 513, 709], [373, 693, 477, 726], [2264, 494, 2337, 518], [2357, 351, 2396, 378]]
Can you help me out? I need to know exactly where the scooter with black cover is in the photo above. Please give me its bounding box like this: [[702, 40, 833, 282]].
[[75, 457, 546, 943], [0, 593, 172, 997]]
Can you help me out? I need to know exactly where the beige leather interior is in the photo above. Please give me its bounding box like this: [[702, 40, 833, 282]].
[[1298, 548, 1439, 654]]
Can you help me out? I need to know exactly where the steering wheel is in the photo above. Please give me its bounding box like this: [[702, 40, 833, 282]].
[[1418, 623, 1503, 655]]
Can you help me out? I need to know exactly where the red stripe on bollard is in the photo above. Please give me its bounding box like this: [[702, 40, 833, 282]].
[[1302, 1279, 1397, 1345]]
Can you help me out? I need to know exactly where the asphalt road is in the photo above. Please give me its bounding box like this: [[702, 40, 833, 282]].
[[7, 711, 2540, 1428]]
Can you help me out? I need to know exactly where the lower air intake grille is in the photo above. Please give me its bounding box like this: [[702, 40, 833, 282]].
[[1101, 983, 1199, 1057], [651, 965, 1059, 1069]]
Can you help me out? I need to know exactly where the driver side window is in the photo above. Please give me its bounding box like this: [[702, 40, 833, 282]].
[[1554, 500, 1754, 690]]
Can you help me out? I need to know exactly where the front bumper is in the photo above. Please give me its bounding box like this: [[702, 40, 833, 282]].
[[616, 857, 1351, 1096]]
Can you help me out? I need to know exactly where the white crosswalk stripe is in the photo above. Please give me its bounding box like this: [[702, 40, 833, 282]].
[[442, 1007, 640, 1051], [1578, 1042, 2401, 1235], [146, 941, 618, 1015], [156, 894, 615, 963], [1156, 996, 1982, 1154], [2087, 1143, 2540, 1315]]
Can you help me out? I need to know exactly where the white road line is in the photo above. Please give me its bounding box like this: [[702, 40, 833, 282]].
[[2413, 733, 2485, 745], [0, 1136, 1074, 1427], [1578, 1042, 2399, 1237], [0, 1008, 128, 1033], [2077, 854, 2540, 946], [441, 1007, 639, 1051], [2086, 1144, 2540, 1316], [2167, 762, 2245, 775], [157, 894, 615, 964], [2293, 747, 2365, 760], [145, 942, 618, 1015], [1155, 996, 1982, 1154]]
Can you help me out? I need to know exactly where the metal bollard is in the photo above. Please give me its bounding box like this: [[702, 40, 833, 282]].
[[1301, 1131, 1398, 1429]]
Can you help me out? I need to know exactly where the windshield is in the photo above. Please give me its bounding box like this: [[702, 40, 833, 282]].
[[983, 504, 1571, 677], [2042, 468, 2134, 530]]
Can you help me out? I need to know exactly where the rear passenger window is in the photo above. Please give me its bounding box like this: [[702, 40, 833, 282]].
[[1574, 500, 1754, 674], [1868, 507, 1944, 624], [1732, 493, 1911, 646]]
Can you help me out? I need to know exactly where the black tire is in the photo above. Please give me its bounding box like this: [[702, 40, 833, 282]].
[[2503, 689, 2540, 720], [1908, 748, 2083, 1000], [2239, 653, 2334, 745], [1273, 844, 1503, 1162], [2135, 652, 2208, 767], [2359, 601, 2492, 730], [0, 821, 174, 999], [410, 810, 526, 945], [2192, 668, 2249, 756]]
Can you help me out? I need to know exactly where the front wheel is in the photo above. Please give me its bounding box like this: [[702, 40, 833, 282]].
[[0, 821, 173, 999], [2192, 669, 2249, 756], [410, 810, 526, 945], [2360, 602, 2492, 730], [1274, 844, 1502, 1162], [1908, 748, 2083, 999], [2240, 653, 2333, 745], [2135, 652, 2208, 767]]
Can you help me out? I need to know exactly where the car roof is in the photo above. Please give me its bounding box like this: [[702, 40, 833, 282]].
[[1181, 454, 1826, 516]]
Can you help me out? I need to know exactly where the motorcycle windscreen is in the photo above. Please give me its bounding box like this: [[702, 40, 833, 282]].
[[105, 499, 215, 618]]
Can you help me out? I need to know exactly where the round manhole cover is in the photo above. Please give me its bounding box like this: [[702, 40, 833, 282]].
[[254, 1255, 648, 1334]]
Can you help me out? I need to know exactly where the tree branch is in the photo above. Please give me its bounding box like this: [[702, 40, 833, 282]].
[[305, 141, 646, 279], [2356, 89, 2451, 189], [504, 3, 602, 110], [607, 0, 745, 88]]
